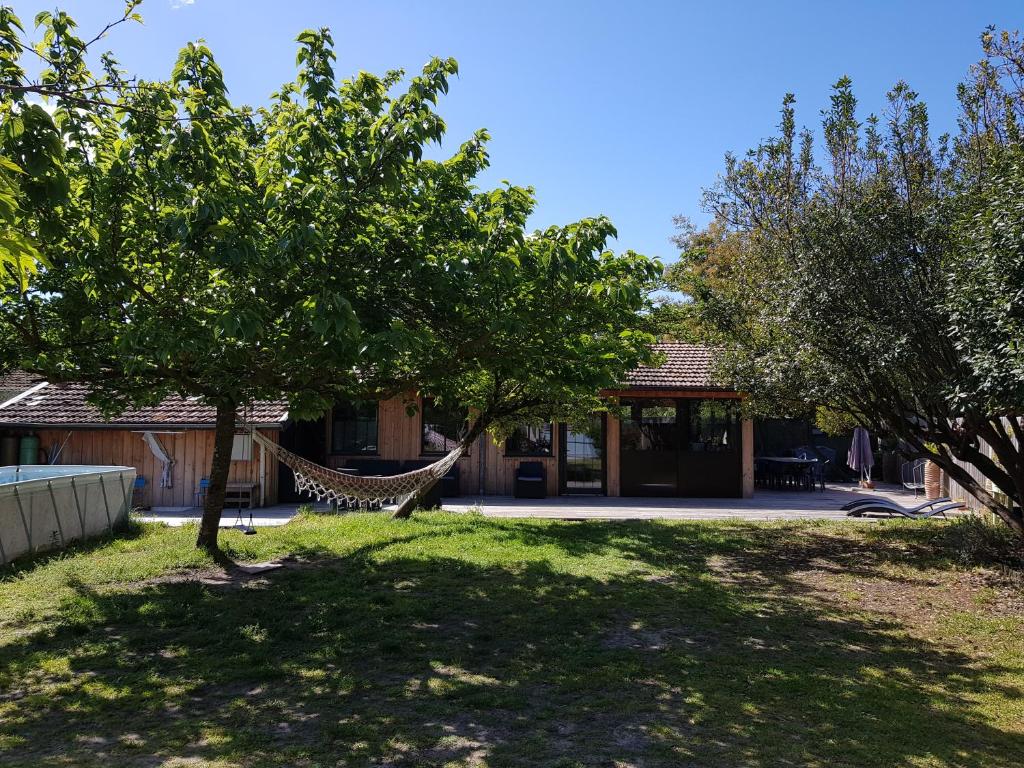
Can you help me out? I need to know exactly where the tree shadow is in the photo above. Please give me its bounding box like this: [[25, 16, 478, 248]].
[[1, 521, 1021, 767], [0, 517, 145, 580]]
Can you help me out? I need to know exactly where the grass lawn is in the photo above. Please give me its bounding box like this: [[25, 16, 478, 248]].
[[1, 512, 1022, 767]]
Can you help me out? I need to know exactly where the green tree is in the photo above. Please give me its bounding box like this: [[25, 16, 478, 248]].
[[0, 7, 659, 547], [0, 7, 64, 299], [388, 212, 660, 516], [670, 31, 1024, 537]]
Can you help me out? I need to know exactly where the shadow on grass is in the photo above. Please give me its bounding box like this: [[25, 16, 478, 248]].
[[0, 517, 146, 580], [1, 520, 1021, 767]]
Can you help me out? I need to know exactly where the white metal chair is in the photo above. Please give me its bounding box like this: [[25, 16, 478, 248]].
[[901, 458, 926, 497]]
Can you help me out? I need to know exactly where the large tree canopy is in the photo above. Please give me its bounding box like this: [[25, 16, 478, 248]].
[[0, 7, 659, 550], [665, 29, 1024, 537]]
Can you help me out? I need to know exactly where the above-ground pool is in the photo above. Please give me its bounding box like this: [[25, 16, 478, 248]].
[[0, 465, 136, 565]]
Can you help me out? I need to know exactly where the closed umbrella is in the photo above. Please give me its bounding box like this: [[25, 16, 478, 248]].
[[847, 427, 874, 485]]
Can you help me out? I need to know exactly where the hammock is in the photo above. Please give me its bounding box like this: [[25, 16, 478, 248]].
[[250, 430, 463, 508]]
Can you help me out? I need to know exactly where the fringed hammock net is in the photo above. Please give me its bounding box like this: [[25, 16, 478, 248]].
[[250, 430, 463, 508]]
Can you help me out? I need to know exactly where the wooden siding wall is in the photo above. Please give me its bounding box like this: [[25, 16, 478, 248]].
[[945, 452, 992, 512], [32, 428, 279, 508], [329, 395, 560, 496], [606, 414, 621, 496], [326, 394, 752, 498], [742, 418, 755, 498]]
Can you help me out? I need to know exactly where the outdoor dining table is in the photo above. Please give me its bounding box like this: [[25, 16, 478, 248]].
[[755, 456, 819, 491]]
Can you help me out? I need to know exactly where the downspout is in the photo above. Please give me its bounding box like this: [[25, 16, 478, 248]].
[[259, 432, 267, 507], [478, 433, 486, 496]]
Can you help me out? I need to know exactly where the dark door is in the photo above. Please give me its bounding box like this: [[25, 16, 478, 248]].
[[677, 399, 743, 497], [559, 416, 606, 495], [277, 417, 325, 503], [619, 399, 679, 496]]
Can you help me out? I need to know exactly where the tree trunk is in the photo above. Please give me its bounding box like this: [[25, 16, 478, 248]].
[[196, 399, 237, 552], [391, 475, 441, 520], [392, 416, 489, 520], [930, 447, 1024, 539]]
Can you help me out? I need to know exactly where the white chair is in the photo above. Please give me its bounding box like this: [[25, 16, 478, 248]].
[[901, 458, 926, 497]]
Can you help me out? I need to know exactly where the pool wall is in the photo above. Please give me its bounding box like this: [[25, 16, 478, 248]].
[[0, 465, 136, 565]]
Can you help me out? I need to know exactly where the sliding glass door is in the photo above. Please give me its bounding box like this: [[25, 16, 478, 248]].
[[678, 399, 742, 496], [619, 398, 743, 497], [559, 416, 606, 494], [619, 399, 679, 496]]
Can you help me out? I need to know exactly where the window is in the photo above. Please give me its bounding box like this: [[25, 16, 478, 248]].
[[620, 399, 678, 452], [231, 434, 253, 461], [687, 399, 739, 452], [331, 401, 378, 454], [421, 400, 467, 455], [505, 423, 553, 456]]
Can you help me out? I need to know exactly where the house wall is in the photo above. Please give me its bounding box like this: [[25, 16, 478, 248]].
[[324, 393, 752, 498], [30, 428, 280, 508], [327, 395, 560, 497], [944, 448, 993, 512]]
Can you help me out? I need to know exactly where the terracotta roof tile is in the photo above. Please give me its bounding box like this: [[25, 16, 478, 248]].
[[0, 381, 288, 428], [0, 370, 44, 404], [621, 343, 722, 390], [0, 342, 727, 427]]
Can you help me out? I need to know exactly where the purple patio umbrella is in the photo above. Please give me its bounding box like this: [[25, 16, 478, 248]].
[[847, 426, 874, 483]]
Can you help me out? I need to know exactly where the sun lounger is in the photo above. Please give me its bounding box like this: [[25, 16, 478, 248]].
[[841, 496, 953, 513], [844, 497, 965, 519]]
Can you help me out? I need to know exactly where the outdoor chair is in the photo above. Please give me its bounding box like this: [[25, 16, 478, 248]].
[[194, 476, 209, 507], [514, 461, 547, 499], [901, 458, 926, 497], [132, 475, 147, 509], [754, 458, 768, 488], [807, 458, 829, 491], [440, 463, 461, 498], [402, 459, 441, 509], [842, 496, 964, 519], [754, 458, 787, 489], [401, 459, 461, 508], [796, 450, 828, 491]]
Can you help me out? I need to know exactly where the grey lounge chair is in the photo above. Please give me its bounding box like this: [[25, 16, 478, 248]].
[[841, 496, 951, 512], [843, 496, 964, 519]]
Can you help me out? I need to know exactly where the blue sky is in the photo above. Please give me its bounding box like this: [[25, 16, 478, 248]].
[[16, 0, 1024, 264]]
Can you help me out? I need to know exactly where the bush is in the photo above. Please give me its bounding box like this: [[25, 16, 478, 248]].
[[942, 514, 1024, 568]]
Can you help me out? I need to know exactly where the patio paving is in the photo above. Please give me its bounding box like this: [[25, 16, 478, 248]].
[[136, 504, 327, 528], [136, 483, 937, 526], [443, 483, 926, 521]]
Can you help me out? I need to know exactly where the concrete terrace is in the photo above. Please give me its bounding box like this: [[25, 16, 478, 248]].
[[136, 483, 940, 527], [443, 483, 926, 520]]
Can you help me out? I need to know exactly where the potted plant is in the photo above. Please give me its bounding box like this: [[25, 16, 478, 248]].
[[922, 442, 942, 499]]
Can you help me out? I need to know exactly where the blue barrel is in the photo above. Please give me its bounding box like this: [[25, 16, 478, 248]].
[[18, 434, 40, 465]]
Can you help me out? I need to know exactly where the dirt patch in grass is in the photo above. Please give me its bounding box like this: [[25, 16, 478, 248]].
[[792, 566, 1024, 628], [134, 557, 299, 590], [602, 617, 717, 652]]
